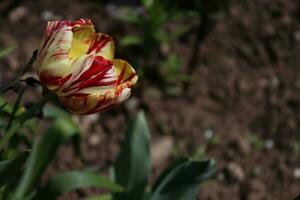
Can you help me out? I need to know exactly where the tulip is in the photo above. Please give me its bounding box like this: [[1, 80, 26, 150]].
[[35, 19, 138, 114]]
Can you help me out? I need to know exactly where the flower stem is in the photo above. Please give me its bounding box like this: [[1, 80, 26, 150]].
[[0, 91, 55, 151]]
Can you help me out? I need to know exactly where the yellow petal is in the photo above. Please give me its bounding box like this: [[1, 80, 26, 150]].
[[89, 33, 115, 60], [69, 23, 95, 61], [113, 59, 138, 86]]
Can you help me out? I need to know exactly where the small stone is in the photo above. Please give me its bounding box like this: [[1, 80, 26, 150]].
[[226, 162, 245, 182], [9, 6, 28, 23], [204, 128, 214, 140], [151, 136, 174, 167], [264, 139, 274, 149], [89, 134, 101, 146], [294, 168, 300, 179], [41, 10, 55, 21]]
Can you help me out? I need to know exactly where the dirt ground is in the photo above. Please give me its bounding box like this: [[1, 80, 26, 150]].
[[1, 0, 300, 200]]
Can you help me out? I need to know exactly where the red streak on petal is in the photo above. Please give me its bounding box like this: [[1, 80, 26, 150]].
[[87, 34, 111, 54], [40, 72, 71, 86], [124, 72, 137, 82], [62, 56, 116, 93]]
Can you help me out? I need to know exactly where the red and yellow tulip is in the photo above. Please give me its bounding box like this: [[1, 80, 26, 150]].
[[35, 19, 138, 114]]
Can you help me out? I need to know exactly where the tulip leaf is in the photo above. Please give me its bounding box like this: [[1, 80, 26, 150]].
[[43, 104, 83, 158], [14, 117, 80, 199], [43, 103, 70, 119], [34, 171, 123, 200], [150, 159, 216, 200], [113, 111, 151, 200], [0, 151, 29, 187]]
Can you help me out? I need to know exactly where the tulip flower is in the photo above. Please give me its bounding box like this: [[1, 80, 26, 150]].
[[35, 19, 138, 114]]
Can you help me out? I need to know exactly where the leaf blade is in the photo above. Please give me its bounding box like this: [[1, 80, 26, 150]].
[[113, 111, 151, 200], [14, 117, 80, 199], [150, 159, 216, 200], [34, 171, 123, 200]]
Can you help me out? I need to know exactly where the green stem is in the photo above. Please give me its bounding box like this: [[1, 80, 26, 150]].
[[0, 50, 37, 93], [0, 92, 55, 151], [16, 91, 55, 124], [5, 87, 26, 132]]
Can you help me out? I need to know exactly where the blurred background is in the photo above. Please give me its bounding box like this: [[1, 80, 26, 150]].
[[1, 0, 300, 199]]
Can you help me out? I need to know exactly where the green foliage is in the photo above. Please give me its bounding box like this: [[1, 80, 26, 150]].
[[113, 111, 151, 200], [150, 159, 216, 200], [34, 171, 123, 200], [0, 152, 28, 187], [120, 35, 143, 46], [0, 46, 16, 59], [14, 116, 80, 199], [112, 111, 216, 200], [248, 134, 264, 150]]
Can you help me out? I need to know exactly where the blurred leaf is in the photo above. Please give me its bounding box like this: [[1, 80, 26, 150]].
[[120, 36, 142, 46], [5, 88, 26, 131], [16, 92, 55, 124], [43, 103, 70, 119], [0, 46, 16, 59], [150, 159, 216, 200], [117, 8, 141, 24], [34, 171, 123, 200], [141, 0, 155, 9], [113, 111, 151, 200], [0, 96, 24, 116], [162, 53, 181, 74], [15, 117, 80, 199], [152, 158, 187, 192], [0, 151, 29, 187], [44, 104, 82, 158], [84, 194, 112, 200]]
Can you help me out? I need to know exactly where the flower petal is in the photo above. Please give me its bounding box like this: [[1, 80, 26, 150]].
[[69, 19, 95, 61], [59, 59, 138, 114], [57, 55, 117, 96], [113, 59, 138, 86], [35, 20, 73, 87], [88, 33, 115, 60], [60, 85, 132, 114]]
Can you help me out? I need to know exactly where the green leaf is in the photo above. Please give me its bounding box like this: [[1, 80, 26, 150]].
[[43, 103, 70, 119], [43, 104, 82, 158], [5, 87, 26, 131], [0, 152, 29, 187], [120, 36, 142, 46], [117, 8, 141, 24], [150, 159, 216, 200], [151, 158, 187, 192], [14, 117, 80, 199], [0, 96, 24, 116], [0, 46, 16, 59], [113, 111, 151, 200], [34, 171, 123, 200]]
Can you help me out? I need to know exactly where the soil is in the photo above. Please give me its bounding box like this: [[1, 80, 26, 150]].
[[1, 0, 300, 200]]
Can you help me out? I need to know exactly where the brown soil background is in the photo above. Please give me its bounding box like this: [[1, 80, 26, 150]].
[[1, 0, 300, 199]]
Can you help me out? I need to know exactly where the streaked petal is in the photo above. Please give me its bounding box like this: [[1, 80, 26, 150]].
[[35, 20, 73, 86], [88, 33, 115, 60], [113, 59, 138, 86], [60, 84, 132, 114], [35, 19, 137, 114], [57, 55, 117, 96], [69, 20, 95, 61]]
